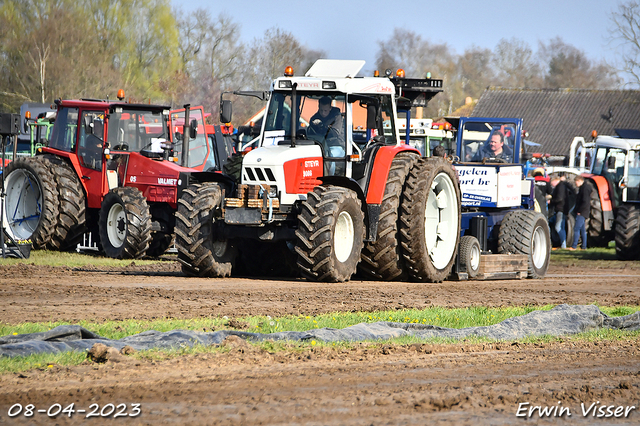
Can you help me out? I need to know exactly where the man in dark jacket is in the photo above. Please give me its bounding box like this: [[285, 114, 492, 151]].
[[550, 176, 571, 249], [570, 175, 592, 250], [472, 132, 512, 162]]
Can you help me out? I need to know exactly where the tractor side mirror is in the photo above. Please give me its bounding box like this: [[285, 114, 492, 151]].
[[189, 119, 198, 139], [220, 100, 232, 124]]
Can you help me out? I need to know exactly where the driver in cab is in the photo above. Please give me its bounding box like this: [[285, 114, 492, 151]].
[[472, 132, 512, 162], [308, 96, 344, 157]]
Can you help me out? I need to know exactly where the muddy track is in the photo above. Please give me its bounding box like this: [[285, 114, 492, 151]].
[[0, 259, 639, 425]]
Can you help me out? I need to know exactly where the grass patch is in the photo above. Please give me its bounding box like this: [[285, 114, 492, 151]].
[[0, 250, 169, 268], [1, 305, 565, 338], [550, 244, 640, 269], [1, 305, 638, 374]]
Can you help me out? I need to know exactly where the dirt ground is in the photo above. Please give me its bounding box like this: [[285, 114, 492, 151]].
[[0, 258, 639, 425]]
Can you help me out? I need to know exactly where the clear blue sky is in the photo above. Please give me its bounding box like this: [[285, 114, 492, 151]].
[[173, 0, 621, 74]]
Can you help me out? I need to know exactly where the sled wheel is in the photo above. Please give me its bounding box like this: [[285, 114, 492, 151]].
[[459, 235, 481, 278], [498, 210, 550, 279]]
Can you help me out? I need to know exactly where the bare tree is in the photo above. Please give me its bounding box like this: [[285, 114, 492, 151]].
[[494, 38, 543, 88], [455, 46, 496, 104], [538, 37, 620, 89], [609, 1, 640, 87], [375, 28, 459, 117], [229, 27, 325, 125]]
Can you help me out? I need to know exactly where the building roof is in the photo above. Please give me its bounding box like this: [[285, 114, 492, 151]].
[[471, 87, 640, 156]]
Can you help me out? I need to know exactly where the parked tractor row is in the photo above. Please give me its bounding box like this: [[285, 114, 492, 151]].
[[1, 60, 551, 281]]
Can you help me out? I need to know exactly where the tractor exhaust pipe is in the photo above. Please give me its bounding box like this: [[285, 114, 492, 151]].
[[182, 104, 191, 167], [290, 83, 297, 148]]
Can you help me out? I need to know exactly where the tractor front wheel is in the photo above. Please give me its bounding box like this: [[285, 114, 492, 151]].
[[98, 187, 152, 259], [295, 185, 364, 282], [614, 204, 640, 260], [174, 183, 236, 277]]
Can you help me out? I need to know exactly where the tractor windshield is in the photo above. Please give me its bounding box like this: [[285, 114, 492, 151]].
[[264, 92, 346, 159], [107, 108, 168, 153], [460, 121, 517, 163]]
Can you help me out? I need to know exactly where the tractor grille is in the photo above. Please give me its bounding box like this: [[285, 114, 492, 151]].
[[243, 166, 276, 184]]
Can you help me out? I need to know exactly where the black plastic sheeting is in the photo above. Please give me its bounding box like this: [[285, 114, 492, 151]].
[[1, 304, 639, 358]]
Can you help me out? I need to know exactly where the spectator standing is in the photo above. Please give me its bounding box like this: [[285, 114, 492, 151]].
[[569, 175, 592, 250], [550, 176, 570, 249]]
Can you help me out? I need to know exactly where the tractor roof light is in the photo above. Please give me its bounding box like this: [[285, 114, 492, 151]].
[[284, 66, 294, 77], [322, 81, 336, 89], [117, 89, 125, 101], [373, 70, 380, 77], [396, 69, 405, 78], [25, 111, 31, 120], [591, 130, 598, 139]]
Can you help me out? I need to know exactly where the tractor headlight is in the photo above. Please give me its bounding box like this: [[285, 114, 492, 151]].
[[268, 186, 278, 198]]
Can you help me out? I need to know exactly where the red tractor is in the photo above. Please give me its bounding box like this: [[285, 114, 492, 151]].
[[2, 94, 230, 258]]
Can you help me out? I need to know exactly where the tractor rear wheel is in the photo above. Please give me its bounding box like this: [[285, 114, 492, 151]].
[[2, 157, 58, 248], [295, 185, 364, 282], [174, 183, 236, 277], [400, 157, 461, 283], [98, 187, 151, 259], [614, 204, 640, 260], [498, 210, 550, 279], [459, 235, 481, 279], [359, 152, 418, 280], [41, 155, 87, 251]]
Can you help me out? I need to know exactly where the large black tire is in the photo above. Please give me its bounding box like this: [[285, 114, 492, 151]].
[[2, 157, 58, 248], [174, 183, 236, 277], [458, 235, 481, 279], [400, 157, 461, 283], [614, 204, 640, 260], [98, 187, 152, 259], [295, 185, 364, 282], [359, 152, 419, 280], [222, 153, 243, 183], [498, 210, 550, 279], [40, 155, 87, 251], [586, 180, 609, 247]]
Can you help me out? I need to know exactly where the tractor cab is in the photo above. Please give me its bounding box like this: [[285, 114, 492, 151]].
[[450, 117, 523, 164]]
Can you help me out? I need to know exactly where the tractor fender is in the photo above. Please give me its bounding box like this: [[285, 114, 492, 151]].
[[584, 174, 613, 213], [318, 175, 379, 241], [364, 145, 421, 205]]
